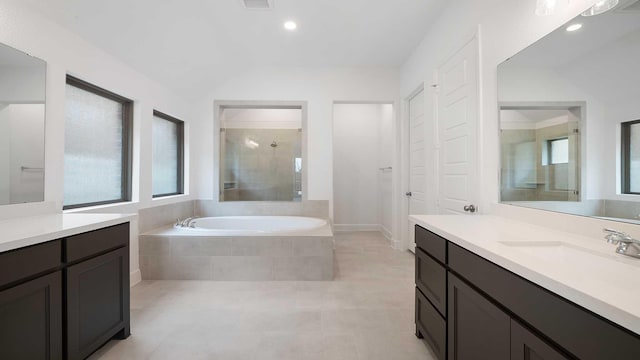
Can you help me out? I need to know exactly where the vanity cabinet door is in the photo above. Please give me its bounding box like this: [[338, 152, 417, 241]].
[[448, 274, 510, 360], [0, 271, 62, 360], [66, 247, 130, 360], [511, 320, 571, 360]]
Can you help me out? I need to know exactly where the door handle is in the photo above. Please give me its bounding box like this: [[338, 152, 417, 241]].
[[463, 204, 477, 213], [406, 192, 412, 197]]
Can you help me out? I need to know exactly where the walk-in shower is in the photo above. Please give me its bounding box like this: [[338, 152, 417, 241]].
[[217, 103, 305, 202]]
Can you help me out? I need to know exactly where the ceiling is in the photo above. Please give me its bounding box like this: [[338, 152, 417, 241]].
[[18, 0, 448, 97]]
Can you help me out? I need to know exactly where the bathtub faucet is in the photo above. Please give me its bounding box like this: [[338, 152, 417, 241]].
[[176, 217, 196, 228]]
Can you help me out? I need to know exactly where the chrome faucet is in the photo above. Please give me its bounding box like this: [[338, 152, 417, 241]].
[[603, 228, 640, 259], [176, 217, 196, 228]]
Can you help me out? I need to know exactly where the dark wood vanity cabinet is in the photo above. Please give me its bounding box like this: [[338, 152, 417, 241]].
[[414, 224, 640, 360], [0, 222, 130, 360], [0, 240, 63, 360], [0, 271, 63, 360], [448, 273, 510, 360]]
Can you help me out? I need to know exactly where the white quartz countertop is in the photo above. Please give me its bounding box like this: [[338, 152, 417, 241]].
[[0, 213, 136, 253], [410, 214, 640, 335]]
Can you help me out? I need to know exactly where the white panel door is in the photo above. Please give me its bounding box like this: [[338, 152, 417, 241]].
[[408, 88, 425, 251], [437, 39, 479, 215]]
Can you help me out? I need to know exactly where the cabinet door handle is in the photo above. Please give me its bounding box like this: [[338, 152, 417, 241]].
[[406, 192, 412, 197], [463, 204, 477, 213]]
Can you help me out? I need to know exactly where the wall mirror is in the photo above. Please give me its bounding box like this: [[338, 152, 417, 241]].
[[218, 104, 304, 202], [0, 43, 46, 205], [498, 3, 640, 223]]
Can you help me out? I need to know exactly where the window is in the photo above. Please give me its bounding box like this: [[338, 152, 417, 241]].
[[64, 76, 133, 209], [622, 120, 640, 194], [548, 137, 569, 165], [152, 110, 184, 197]]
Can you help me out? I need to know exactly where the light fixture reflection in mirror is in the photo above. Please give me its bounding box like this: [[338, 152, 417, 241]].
[[582, 0, 620, 16], [536, 0, 558, 16], [498, 6, 640, 224], [0, 43, 46, 206]]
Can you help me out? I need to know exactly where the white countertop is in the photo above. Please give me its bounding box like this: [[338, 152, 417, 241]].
[[0, 213, 136, 253], [410, 214, 640, 335]]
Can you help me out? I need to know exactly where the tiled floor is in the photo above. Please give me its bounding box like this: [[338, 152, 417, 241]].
[[89, 231, 436, 360]]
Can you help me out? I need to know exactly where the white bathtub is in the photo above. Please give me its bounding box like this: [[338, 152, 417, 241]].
[[176, 216, 328, 235]]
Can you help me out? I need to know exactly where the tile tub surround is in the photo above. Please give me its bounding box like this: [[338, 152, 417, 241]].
[[140, 228, 334, 281], [89, 232, 433, 360], [138, 200, 195, 234]]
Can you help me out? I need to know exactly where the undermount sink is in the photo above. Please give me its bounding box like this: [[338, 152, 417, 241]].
[[498, 240, 614, 264]]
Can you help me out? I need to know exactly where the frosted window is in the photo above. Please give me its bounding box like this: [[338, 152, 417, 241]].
[[64, 82, 128, 207], [629, 123, 640, 193], [153, 114, 182, 196], [550, 138, 569, 164]]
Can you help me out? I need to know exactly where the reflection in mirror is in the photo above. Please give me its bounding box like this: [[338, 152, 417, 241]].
[[498, 4, 640, 224], [0, 43, 46, 205], [219, 106, 302, 202], [500, 105, 582, 202]]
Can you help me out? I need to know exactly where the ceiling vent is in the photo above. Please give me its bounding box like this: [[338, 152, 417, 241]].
[[616, 0, 640, 13], [240, 0, 273, 10]]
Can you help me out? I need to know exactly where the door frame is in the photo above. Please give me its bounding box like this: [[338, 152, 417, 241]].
[[400, 84, 425, 252], [331, 101, 400, 247]]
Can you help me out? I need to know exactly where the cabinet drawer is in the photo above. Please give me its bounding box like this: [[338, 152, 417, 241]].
[[448, 242, 640, 360], [65, 223, 129, 263], [415, 225, 446, 263], [416, 247, 447, 317], [0, 240, 60, 288], [416, 288, 446, 360]]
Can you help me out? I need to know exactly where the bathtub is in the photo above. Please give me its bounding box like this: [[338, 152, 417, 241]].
[[179, 216, 328, 235], [140, 215, 334, 281]]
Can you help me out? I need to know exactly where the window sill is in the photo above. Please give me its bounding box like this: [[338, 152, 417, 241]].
[[63, 201, 138, 214]]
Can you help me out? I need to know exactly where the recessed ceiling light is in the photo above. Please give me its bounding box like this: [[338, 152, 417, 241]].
[[566, 23, 583, 32], [284, 21, 297, 31]]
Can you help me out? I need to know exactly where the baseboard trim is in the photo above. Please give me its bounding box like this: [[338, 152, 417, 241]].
[[130, 269, 142, 287]]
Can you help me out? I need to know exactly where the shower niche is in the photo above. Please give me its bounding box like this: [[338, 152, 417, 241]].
[[217, 103, 304, 202]]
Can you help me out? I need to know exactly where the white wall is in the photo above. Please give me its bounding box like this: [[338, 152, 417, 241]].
[[333, 103, 393, 232], [399, 0, 601, 224], [379, 104, 394, 237], [192, 67, 400, 208], [0, 1, 197, 282]]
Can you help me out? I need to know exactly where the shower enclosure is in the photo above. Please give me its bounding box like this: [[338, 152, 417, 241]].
[[218, 105, 303, 202]]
